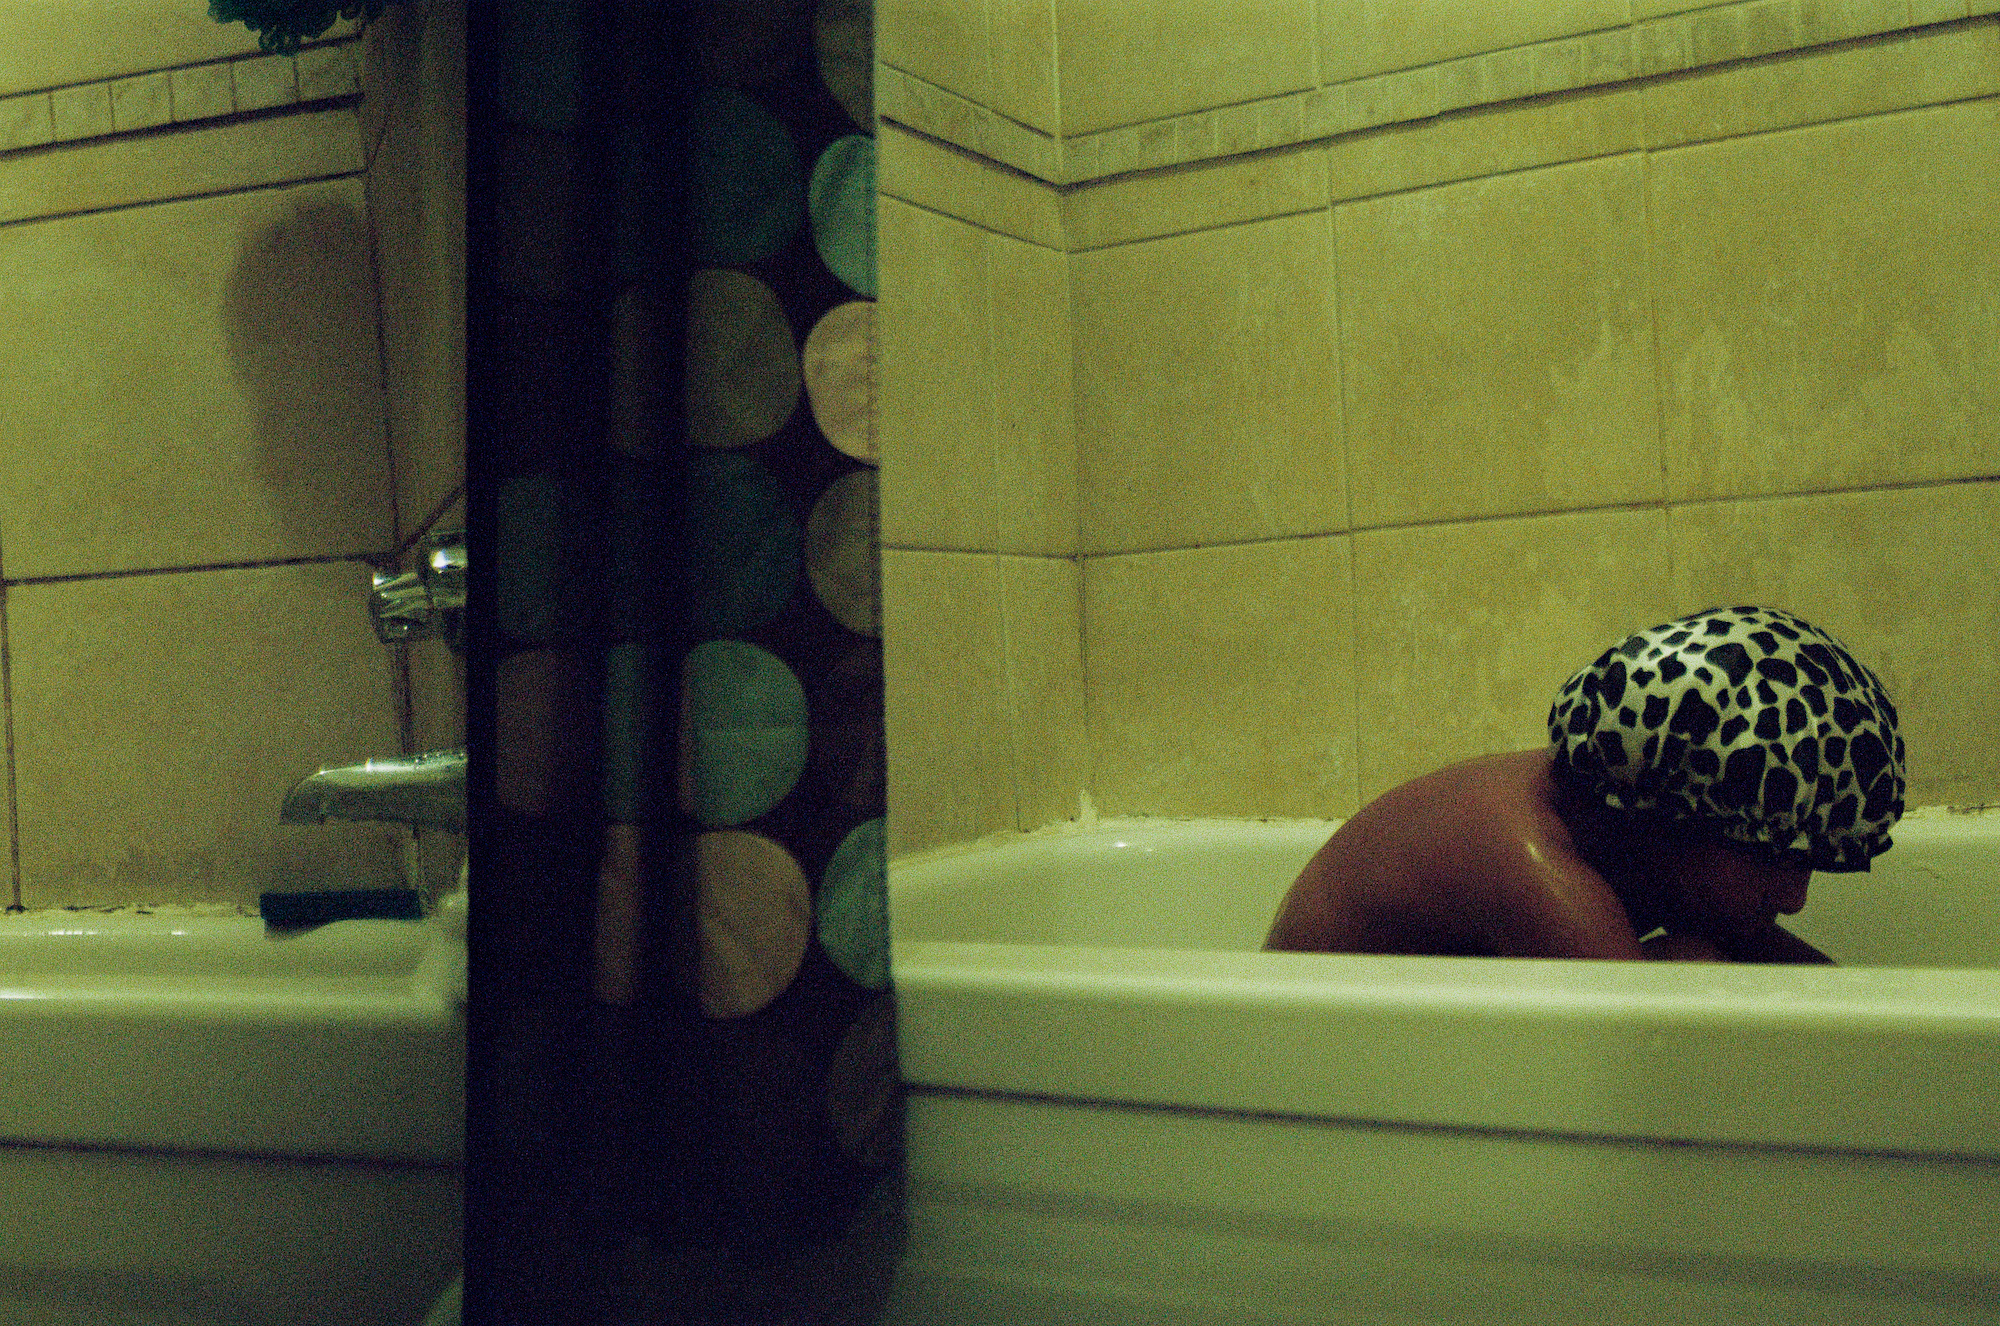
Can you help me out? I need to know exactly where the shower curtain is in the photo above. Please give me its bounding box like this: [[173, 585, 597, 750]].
[[470, 2, 894, 1321]]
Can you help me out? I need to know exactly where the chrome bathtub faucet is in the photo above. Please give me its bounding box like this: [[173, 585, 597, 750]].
[[279, 748, 466, 834], [369, 529, 466, 649]]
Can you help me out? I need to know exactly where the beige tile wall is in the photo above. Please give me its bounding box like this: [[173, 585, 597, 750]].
[[883, 18, 2000, 856], [0, 8, 458, 908]]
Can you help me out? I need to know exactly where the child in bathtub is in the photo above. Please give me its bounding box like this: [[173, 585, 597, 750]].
[[1265, 606, 1905, 963]]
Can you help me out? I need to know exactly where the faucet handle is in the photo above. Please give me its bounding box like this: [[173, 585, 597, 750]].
[[371, 530, 465, 648]]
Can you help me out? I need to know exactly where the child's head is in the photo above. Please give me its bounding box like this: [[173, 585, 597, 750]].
[[1548, 606, 1905, 878]]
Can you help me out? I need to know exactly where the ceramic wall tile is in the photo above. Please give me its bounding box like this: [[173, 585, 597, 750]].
[[1056, 0, 1316, 136], [990, 0, 1059, 133], [1650, 99, 2000, 503], [878, 122, 1063, 247], [997, 556, 1087, 829], [1351, 507, 1675, 805], [878, 196, 1001, 551], [1668, 483, 2000, 809], [8, 562, 404, 908], [170, 63, 235, 123], [989, 234, 1077, 556], [297, 42, 361, 102], [1643, 19, 1999, 149], [0, 2, 287, 100], [1073, 211, 1345, 554], [408, 627, 467, 755], [878, 0, 989, 109], [1343, 65, 1442, 132], [49, 83, 113, 141], [0, 176, 391, 578], [979, 110, 1060, 183], [883, 550, 1019, 857], [0, 92, 52, 150], [1085, 537, 1356, 819], [1317, 0, 1629, 85], [1325, 80, 1642, 203], [0, 106, 362, 226], [1797, 0, 1918, 45], [368, 90, 466, 540], [233, 54, 301, 114], [1065, 142, 1329, 250], [1338, 151, 1660, 528], [108, 72, 172, 134]]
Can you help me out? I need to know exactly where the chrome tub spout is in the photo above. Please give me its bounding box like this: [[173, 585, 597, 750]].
[[279, 748, 466, 834]]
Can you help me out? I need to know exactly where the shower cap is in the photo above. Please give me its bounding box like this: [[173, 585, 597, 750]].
[[1548, 606, 1904, 872]]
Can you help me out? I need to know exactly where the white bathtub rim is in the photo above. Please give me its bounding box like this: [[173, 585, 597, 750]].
[[891, 801, 1999, 870], [0, 912, 464, 1163], [890, 808, 2000, 1159]]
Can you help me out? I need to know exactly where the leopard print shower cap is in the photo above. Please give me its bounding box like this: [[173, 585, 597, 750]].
[[1548, 606, 1904, 872]]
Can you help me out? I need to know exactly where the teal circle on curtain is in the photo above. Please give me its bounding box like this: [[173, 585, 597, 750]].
[[681, 640, 810, 827], [685, 451, 801, 638], [808, 135, 876, 298], [693, 85, 806, 265], [817, 817, 888, 989]]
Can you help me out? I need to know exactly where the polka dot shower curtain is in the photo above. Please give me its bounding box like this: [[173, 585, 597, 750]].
[[470, 2, 893, 1321]]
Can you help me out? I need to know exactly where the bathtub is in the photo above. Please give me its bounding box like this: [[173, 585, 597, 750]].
[[884, 808, 2000, 1325], [0, 904, 463, 1326]]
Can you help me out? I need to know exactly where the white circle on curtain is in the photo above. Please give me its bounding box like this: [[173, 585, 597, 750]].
[[680, 639, 810, 826], [696, 830, 811, 1018], [826, 994, 900, 1167], [817, 817, 887, 989], [814, 0, 873, 130], [685, 268, 801, 448], [802, 300, 875, 463], [808, 135, 876, 299], [804, 469, 880, 637]]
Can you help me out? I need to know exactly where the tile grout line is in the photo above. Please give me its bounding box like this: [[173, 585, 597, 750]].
[[0, 164, 367, 234], [882, 473, 2000, 562], [0, 577, 18, 911], [5, 551, 391, 589], [356, 107, 417, 761], [1640, 119, 1678, 611], [1323, 191, 1364, 817], [978, 228, 1032, 834]]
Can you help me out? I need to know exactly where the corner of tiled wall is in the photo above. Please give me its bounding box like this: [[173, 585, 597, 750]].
[[878, 112, 1085, 858]]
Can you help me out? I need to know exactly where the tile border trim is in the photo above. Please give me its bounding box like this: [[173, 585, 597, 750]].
[[878, 5, 1993, 185], [0, 38, 361, 156]]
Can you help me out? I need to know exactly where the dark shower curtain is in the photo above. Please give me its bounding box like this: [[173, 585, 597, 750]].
[[467, 2, 895, 1321]]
